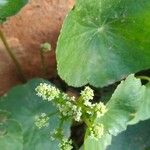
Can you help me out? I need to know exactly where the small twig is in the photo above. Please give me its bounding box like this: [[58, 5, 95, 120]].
[[39, 42, 51, 77], [137, 76, 150, 82], [39, 49, 48, 77], [47, 111, 58, 117], [0, 29, 26, 83]]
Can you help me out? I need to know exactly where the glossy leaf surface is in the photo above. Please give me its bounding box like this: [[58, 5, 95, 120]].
[[57, 0, 150, 87]]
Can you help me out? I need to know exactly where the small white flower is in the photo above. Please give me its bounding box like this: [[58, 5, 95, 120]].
[[35, 113, 49, 129], [84, 100, 92, 107], [73, 107, 82, 122], [35, 83, 60, 101], [70, 96, 75, 101], [94, 102, 107, 117], [59, 138, 73, 150], [72, 105, 77, 111], [89, 124, 104, 140], [41, 113, 47, 117], [81, 86, 94, 101], [62, 93, 69, 100], [87, 111, 93, 115], [80, 86, 94, 107], [56, 101, 82, 122]]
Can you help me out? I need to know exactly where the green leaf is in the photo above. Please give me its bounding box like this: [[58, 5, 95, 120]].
[[56, 0, 150, 87], [79, 146, 83, 150], [0, 111, 23, 150], [129, 82, 150, 124], [0, 79, 71, 150], [0, 0, 28, 22], [97, 74, 145, 135], [107, 119, 150, 150], [84, 75, 145, 150], [84, 134, 112, 150]]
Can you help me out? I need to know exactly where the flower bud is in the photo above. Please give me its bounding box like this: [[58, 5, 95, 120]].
[[40, 42, 51, 53]]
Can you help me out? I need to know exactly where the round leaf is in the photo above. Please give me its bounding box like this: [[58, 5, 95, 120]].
[[0, 79, 71, 150], [57, 0, 150, 87], [129, 82, 150, 124], [83, 75, 145, 150], [97, 74, 145, 136], [0, 111, 23, 150], [0, 0, 28, 23]]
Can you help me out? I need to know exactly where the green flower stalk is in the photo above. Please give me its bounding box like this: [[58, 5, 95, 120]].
[[0, 29, 26, 82], [50, 127, 73, 150], [39, 42, 52, 77]]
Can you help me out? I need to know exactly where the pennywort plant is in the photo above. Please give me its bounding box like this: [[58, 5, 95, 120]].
[[0, 0, 150, 150], [56, 0, 150, 87], [35, 84, 107, 141], [32, 74, 148, 150], [0, 75, 150, 150]]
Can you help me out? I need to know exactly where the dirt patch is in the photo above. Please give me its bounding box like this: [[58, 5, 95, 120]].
[[0, 0, 75, 95]]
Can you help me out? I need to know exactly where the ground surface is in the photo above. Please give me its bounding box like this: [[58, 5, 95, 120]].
[[0, 0, 74, 95]]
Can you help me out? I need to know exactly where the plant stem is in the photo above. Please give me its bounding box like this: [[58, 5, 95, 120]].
[[83, 117, 91, 128], [0, 29, 26, 83], [137, 76, 150, 82], [39, 49, 48, 77], [47, 111, 58, 117]]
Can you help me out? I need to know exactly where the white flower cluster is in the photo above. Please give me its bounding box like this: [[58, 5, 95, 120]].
[[35, 83, 83, 121], [62, 93, 75, 102], [93, 102, 108, 118], [59, 138, 73, 150], [89, 123, 104, 140], [80, 86, 94, 106], [57, 100, 82, 122], [80, 87, 107, 118], [35, 83, 60, 101], [35, 113, 49, 129], [36, 84, 107, 123], [35, 84, 108, 146]]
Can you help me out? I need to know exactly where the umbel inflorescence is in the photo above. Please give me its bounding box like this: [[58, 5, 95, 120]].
[[35, 83, 107, 149]]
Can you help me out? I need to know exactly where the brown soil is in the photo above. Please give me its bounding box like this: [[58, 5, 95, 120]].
[[0, 0, 75, 95]]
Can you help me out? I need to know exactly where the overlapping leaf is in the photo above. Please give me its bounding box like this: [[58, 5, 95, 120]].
[[0, 79, 71, 150], [0, 111, 23, 150], [96, 75, 145, 135], [84, 134, 112, 150], [84, 75, 145, 150], [129, 82, 150, 124], [57, 0, 150, 87]]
